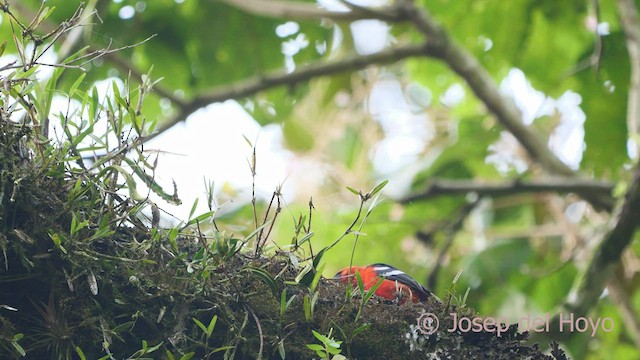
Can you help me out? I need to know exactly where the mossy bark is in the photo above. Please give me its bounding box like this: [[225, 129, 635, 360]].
[[0, 123, 567, 359]]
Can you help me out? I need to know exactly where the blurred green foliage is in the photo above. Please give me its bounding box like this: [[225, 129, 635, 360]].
[[3, 0, 639, 358]]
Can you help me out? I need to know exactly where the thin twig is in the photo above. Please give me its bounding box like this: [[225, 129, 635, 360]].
[[246, 306, 264, 360], [307, 197, 314, 233], [256, 191, 277, 254], [255, 188, 282, 256], [426, 200, 479, 290], [325, 195, 365, 253], [534, 159, 640, 343], [225, 310, 249, 360], [554, 0, 604, 78], [260, 190, 281, 251], [402, 178, 614, 211], [248, 141, 259, 253], [607, 274, 640, 348]]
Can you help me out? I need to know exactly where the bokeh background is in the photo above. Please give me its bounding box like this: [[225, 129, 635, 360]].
[[2, 1, 639, 358]]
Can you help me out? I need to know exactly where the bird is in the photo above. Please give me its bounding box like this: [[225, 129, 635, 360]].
[[334, 263, 434, 303]]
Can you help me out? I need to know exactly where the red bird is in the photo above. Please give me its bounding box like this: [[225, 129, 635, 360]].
[[334, 263, 434, 303]]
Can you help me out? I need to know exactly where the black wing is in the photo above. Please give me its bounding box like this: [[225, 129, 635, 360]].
[[371, 263, 433, 300]]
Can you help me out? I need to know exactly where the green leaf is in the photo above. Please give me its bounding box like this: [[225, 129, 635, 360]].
[[355, 271, 365, 296], [192, 318, 208, 334], [112, 321, 134, 333], [295, 263, 313, 284], [35, 6, 56, 27], [346, 186, 360, 196], [211, 346, 234, 353], [241, 221, 271, 244], [69, 72, 87, 98], [179, 353, 195, 360], [89, 86, 99, 121], [296, 231, 315, 246], [306, 344, 324, 351], [242, 267, 278, 297], [145, 341, 164, 353], [578, 33, 628, 177], [186, 210, 216, 227], [310, 262, 325, 293], [17, 65, 38, 81], [362, 277, 385, 303], [298, 247, 327, 287], [303, 295, 312, 322], [123, 157, 182, 205], [75, 346, 86, 360], [168, 227, 180, 252], [280, 289, 288, 316], [37, 63, 64, 128], [49, 232, 65, 252], [110, 165, 145, 202], [206, 315, 218, 337], [311, 329, 326, 342], [278, 341, 286, 359], [369, 180, 389, 198], [312, 247, 326, 269], [188, 198, 199, 221], [351, 323, 371, 338], [11, 335, 26, 356]]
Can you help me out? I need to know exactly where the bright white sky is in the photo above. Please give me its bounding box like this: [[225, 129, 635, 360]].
[[147, 102, 295, 220]]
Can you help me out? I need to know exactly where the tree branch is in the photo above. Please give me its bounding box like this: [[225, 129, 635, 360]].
[[144, 42, 432, 142], [101, 51, 188, 108], [396, 0, 574, 176], [393, 0, 616, 211], [401, 178, 614, 211], [219, 0, 404, 22], [142, 0, 616, 211], [566, 165, 640, 314], [15, 0, 617, 211], [535, 160, 640, 342], [618, 0, 640, 159], [608, 275, 640, 348], [535, 1, 640, 341]]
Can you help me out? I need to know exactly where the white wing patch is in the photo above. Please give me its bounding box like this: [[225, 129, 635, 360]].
[[380, 269, 405, 277], [373, 265, 391, 271]]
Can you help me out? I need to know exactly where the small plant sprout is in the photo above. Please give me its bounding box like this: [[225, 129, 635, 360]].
[[125, 340, 164, 359], [279, 289, 296, 328], [326, 180, 389, 253], [306, 328, 346, 360], [354, 271, 385, 322], [446, 270, 470, 309], [192, 315, 231, 359]]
